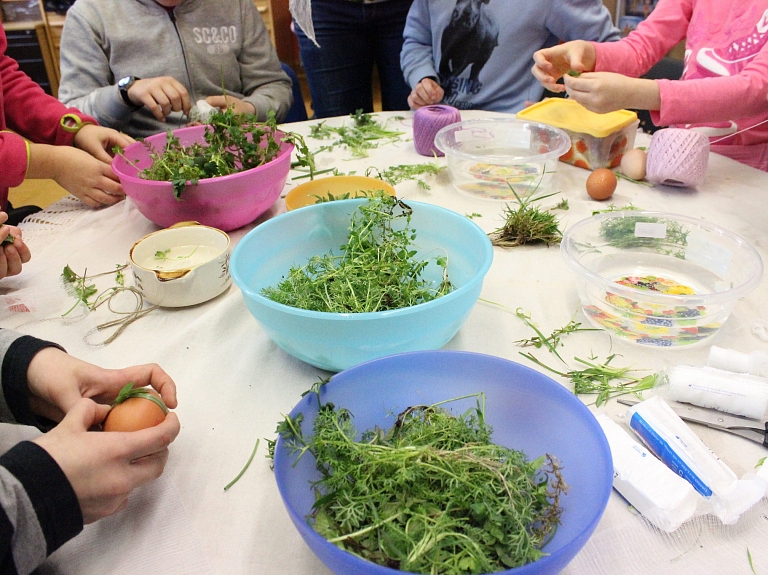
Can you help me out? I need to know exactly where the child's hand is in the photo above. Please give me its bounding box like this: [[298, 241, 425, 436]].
[[52, 147, 126, 207], [532, 40, 596, 92], [128, 76, 192, 121], [27, 144, 125, 207], [204, 95, 256, 116], [0, 212, 31, 279], [563, 72, 660, 114], [408, 78, 445, 109], [74, 125, 134, 165]]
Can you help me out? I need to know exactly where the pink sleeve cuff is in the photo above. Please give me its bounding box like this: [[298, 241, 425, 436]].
[[0, 131, 32, 188]]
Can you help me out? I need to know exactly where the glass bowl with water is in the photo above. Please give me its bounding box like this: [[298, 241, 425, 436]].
[[561, 211, 763, 347], [434, 118, 571, 201]]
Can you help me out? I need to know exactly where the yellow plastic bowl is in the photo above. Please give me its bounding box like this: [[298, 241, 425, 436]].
[[284, 175, 396, 211]]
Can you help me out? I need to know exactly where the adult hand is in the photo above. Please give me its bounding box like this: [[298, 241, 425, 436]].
[[531, 40, 596, 92], [563, 73, 660, 114], [204, 94, 256, 116], [407, 77, 444, 109], [0, 212, 31, 279], [33, 398, 180, 523], [128, 76, 192, 121], [26, 346, 178, 423], [74, 124, 134, 164]]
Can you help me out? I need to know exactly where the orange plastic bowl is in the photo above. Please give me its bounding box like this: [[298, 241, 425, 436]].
[[285, 175, 396, 211], [112, 125, 293, 231]]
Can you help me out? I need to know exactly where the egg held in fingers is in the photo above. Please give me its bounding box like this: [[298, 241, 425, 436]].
[[103, 383, 169, 432]]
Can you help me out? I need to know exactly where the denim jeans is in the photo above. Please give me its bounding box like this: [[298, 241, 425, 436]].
[[295, 0, 413, 118]]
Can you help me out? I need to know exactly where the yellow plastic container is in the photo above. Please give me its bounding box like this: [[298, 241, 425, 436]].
[[517, 99, 639, 170]]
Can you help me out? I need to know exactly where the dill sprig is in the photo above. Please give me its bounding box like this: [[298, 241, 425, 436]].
[[521, 352, 657, 407], [139, 108, 314, 198], [309, 110, 405, 158], [365, 162, 444, 189], [599, 214, 689, 257], [278, 390, 566, 573], [261, 195, 452, 312], [514, 309, 599, 363], [489, 189, 563, 248]]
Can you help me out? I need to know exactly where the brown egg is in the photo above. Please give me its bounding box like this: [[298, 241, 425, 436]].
[[586, 168, 618, 201], [620, 148, 648, 181], [103, 390, 167, 432]]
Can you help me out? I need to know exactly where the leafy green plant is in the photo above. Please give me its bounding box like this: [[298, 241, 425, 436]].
[[514, 309, 598, 363], [277, 388, 566, 573], [261, 195, 452, 312], [521, 352, 656, 407], [599, 214, 689, 257], [489, 189, 563, 247], [111, 382, 168, 413], [311, 189, 387, 203], [366, 162, 444, 189], [309, 110, 405, 157], [134, 108, 315, 198]]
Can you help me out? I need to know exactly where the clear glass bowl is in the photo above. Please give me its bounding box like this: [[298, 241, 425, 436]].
[[562, 211, 763, 347]]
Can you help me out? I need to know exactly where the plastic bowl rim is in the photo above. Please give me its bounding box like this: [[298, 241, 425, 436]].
[[561, 210, 764, 305], [231, 199, 494, 320], [433, 117, 572, 164]]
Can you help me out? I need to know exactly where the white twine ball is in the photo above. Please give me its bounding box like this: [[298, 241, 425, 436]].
[[646, 128, 710, 188]]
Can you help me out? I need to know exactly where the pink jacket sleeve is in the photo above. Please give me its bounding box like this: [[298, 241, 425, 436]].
[[591, 0, 768, 127], [1, 25, 96, 189]]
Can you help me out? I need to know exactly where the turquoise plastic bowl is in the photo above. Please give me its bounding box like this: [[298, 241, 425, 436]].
[[230, 200, 493, 371], [274, 351, 613, 575]]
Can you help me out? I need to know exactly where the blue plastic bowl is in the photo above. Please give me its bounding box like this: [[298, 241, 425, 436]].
[[231, 200, 493, 371], [274, 351, 613, 575]]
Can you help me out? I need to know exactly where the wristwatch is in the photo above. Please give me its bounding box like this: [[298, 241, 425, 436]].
[[117, 76, 140, 107]]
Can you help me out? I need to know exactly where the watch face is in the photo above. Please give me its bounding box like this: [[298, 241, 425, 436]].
[[118, 76, 133, 88]]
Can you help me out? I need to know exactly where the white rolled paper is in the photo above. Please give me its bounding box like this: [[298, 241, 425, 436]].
[[667, 364, 768, 420], [596, 414, 697, 532]]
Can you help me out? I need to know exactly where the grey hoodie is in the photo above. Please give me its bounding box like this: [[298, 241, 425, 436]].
[[58, 0, 292, 138]]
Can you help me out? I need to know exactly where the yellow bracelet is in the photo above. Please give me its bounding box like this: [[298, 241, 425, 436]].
[[59, 113, 93, 134]]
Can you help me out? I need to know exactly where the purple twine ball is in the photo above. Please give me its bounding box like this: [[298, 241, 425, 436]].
[[413, 105, 462, 156]]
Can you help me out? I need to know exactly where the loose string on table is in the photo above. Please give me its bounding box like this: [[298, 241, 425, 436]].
[[84, 286, 159, 346], [413, 105, 461, 157]]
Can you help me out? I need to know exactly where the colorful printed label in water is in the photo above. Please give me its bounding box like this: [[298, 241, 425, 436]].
[[634, 222, 667, 239], [629, 412, 713, 497]]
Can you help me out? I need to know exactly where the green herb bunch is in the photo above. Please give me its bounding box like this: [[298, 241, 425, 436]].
[[489, 190, 563, 248], [599, 214, 689, 257], [261, 195, 452, 312], [366, 162, 444, 190], [278, 393, 565, 573], [309, 110, 405, 158], [138, 108, 314, 198]]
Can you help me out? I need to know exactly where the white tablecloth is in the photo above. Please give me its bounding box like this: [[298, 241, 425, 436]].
[[2, 111, 767, 575]]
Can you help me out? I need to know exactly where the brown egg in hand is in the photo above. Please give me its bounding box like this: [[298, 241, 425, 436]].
[[103, 384, 168, 432], [586, 168, 618, 201]]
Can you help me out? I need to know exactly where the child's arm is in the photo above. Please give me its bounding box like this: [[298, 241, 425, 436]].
[[401, 0, 441, 104], [25, 144, 124, 208], [563, 73, 661, 114]]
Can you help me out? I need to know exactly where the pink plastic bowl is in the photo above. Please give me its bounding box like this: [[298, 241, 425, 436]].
[[112, 125, 294, 231]]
